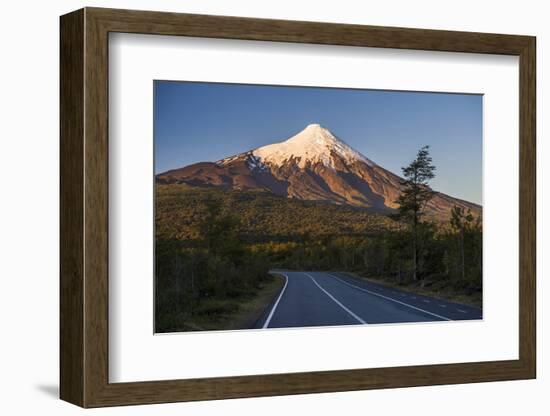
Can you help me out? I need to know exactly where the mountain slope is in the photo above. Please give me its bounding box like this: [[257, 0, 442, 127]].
[[156, 184, 396, 243], [157, 124, 481, 219]]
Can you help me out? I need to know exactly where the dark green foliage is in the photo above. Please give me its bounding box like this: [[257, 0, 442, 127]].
[[447, 206, 483, 288], [394, 145, 436, 222]]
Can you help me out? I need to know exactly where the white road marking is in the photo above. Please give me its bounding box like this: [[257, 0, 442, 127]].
[[457, 309, 468, 314], [422, 299, 430, 303], [305, 273, 368, 324], [262, 273, 289, 329], [327, 274, 452, 321], [439, 304, 447, 308]]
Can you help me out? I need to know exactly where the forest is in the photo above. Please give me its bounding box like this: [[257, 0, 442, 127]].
[[155, 148, 482, 332]]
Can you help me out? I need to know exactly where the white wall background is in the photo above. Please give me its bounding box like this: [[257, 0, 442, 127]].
[[0, 1, 545, 414]]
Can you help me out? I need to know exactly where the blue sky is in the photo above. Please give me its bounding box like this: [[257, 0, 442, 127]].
[[154, 81, 482, 204]]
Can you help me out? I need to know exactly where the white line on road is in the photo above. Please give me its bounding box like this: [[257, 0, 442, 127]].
[[305, 273, 368, 324], [327, 274, 452, 321], [262, 273, 289, 329], [439, 304, 447, 308], [457, 309, 468, 314]]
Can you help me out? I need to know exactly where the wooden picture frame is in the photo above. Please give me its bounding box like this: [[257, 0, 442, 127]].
[[60, 7, 536, 408]]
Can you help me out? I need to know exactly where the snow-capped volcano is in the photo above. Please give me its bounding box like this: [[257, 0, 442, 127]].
[[249, 123, 375, 170], [157, 124, 480, 219]]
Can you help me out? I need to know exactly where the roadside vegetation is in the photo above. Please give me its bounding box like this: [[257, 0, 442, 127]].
[[155, 147, 482, 332]]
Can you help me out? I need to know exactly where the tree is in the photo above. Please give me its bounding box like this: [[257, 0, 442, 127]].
[[200, 197, 243, 260], [450, 206, 474, 281], [394, 145, 436, 280]]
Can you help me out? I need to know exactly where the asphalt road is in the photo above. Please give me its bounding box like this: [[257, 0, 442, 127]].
[[254, 271, 482, 329]]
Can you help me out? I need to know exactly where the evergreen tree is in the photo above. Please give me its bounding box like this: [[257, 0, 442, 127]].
[[394, 145, 436, 280], [450, 206, 475, 281]]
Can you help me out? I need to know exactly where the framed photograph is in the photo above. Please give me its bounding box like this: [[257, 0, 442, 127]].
[[60, 7, 536, 407]]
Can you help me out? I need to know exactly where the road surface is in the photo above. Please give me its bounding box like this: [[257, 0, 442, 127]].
[[254, 271, 482, 329]]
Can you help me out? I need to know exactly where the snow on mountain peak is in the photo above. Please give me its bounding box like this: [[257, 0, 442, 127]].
[[252, 124, 375, 169], [305, 123, 322, 129]]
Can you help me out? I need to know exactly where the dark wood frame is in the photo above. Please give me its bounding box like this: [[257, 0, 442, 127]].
[[60, 7, 536, 408]]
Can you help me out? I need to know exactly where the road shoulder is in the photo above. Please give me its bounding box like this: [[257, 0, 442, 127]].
[[337, 272, 482, 309], [330, 272, 482, 320]]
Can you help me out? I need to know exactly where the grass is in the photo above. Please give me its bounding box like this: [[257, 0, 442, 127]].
[[339, 272, 482, 309], [161, 274, 285, 332]]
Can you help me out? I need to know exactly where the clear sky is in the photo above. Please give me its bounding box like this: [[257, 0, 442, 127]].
[[154, 81, 482, 205]]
